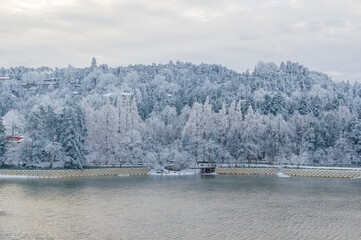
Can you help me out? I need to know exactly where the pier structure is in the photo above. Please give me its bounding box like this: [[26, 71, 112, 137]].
[[189, 161, 216, 174]]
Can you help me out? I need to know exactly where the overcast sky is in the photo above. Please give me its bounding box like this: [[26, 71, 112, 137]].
[[0, 0, 360, 81]]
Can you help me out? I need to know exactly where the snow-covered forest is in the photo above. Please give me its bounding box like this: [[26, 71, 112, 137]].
[[0, 59, 361, 169]]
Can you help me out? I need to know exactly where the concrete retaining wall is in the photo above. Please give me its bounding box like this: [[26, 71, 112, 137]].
[[0, 168, 150, 178], [282, 169, 361, 178], [216, 167, 361, 178], [2, 167, 360, 179]]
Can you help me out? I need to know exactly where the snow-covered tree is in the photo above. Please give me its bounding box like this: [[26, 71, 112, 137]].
[[3, 109, 25, 137], [0, 117, 6, 161], [58, 105, 88, 169], [239, 107, 265, 165], [262, 115, 292, 165], [22, 108, 48, 167], [87, 100, 121, 165], [328, 137, 354, 166], [348, 118, 361, 159]]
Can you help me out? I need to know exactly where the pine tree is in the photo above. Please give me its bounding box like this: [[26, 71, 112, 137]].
[[0, 117, 6, 159], [23, 109, 47, 167], [270, 93, 286, 116], [91, 57, 97, 69], [58, 106, 87, 169], [349, 118, 361, 157], [43, 105, 59, 142]]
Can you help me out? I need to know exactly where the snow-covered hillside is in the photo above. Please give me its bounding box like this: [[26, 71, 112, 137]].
[[1, 59, 361, 169]]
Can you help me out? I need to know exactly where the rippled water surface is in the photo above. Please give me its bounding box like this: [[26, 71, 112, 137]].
[[1, 175, 361, 239]]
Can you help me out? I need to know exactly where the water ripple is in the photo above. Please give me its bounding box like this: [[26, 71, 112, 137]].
[[0, 175, 361, 239]]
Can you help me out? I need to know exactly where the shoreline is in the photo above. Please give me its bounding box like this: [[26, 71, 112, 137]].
[[1, 166, 361, 179], [0, 168, 150, 178], [216, 167, 361, 178]]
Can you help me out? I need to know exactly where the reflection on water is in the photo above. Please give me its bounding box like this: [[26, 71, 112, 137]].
[[1, 175, 361, 239]]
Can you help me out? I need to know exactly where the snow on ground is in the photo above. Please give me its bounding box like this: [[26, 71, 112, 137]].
[[288, 165, 361, 170], [277, 172, 290, 178], [244, 164, 361, 171], [148, 169, 197, 176], [0, 175, 39, 179], [118, 174, 131, 177]]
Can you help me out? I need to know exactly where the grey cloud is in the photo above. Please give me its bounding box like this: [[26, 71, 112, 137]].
[[0, 0, 360, 82]]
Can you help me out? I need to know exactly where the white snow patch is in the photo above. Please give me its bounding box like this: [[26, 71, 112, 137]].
[[148, 169, 196, 176], [247, 164, 361, 171], [277, 172, 290, 178], [118, 174, 131, 177], [0, 175, 39, 179]]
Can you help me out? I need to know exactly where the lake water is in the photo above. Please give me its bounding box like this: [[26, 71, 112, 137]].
[[0, 175, 361, 240]]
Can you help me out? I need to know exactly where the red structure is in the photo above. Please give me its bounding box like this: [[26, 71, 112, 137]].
[[8, 137, 24, 143]]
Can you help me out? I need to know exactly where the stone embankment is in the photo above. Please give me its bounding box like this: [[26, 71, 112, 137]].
[[1, 167, 360, 179], [0, 168, 150, 178], [216, 167, 361, 178]]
